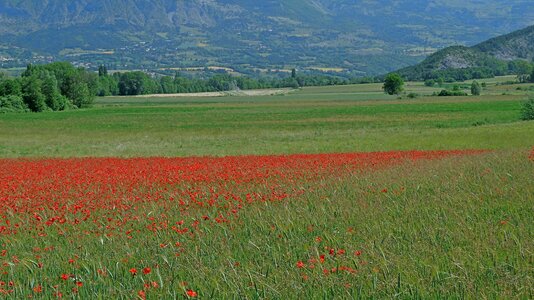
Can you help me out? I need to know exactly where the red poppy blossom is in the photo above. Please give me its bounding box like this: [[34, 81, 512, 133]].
[[186, 289, 198, 297], [33, 285, 43, 293]]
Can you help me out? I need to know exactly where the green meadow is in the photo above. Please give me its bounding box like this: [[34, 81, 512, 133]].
[[0, 77, 533, 299], [0, 77, 533, 157]]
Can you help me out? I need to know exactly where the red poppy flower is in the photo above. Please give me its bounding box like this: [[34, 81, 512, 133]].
[[186, 289, 198, 297]]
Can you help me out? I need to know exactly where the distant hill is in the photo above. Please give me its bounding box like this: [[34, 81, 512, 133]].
[[0, 0, 534, 76], [397, 25, 534, 81]]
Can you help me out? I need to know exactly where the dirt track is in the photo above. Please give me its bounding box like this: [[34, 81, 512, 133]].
[[133, 88, 293, 98]]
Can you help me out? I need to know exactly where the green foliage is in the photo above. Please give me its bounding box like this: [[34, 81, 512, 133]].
[[21, 76, 47, 112], [20, 62, 96, 110], [435, 89, 468, 97], [41, 73, 71, 111], [471, 80, 481, 96], [508, 60, 532, 75], [64, 77, 92, 108], [117, 71, 160, 95], [97, 75, 119, 96], [0, 62, 99, 111], [383, 73, 404, 95], [531, 68, 534, 83], [0, 95, 28, 113], [520, 97, 534, 120], [407, 92, 419, 99], [0, 78, 22, 97], [424, 79, 435, 87], [98, 71, 348, 96], [98, 65, 108, 77]]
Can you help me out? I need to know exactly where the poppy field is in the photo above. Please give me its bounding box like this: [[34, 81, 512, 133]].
[[0, 149, 532, 298], [0, 81, 533, 298]]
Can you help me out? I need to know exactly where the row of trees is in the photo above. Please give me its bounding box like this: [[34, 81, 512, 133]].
[[95, 66, 354, 97], [0, 62, 97, 112], [383, 73, 485, 97], [0, 63, 357, 112]]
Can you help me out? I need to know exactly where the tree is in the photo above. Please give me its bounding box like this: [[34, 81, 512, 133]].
[[508, 60, 532, 76], [471, 80, 481, 96], [97, 75, 119, 96], [383, 73, 404, 95], [98, 65, 108, 77], [291, 68, 297, 79], [41, 74, 70, 110], [21, 62, 96, 107], [531, 68, 534, 83], [0, 79, 22, 97], [520, 97, 534, 120], [67, 80, 91, 108], [22, 76, 47, 112], [160, 76, 176, 94]]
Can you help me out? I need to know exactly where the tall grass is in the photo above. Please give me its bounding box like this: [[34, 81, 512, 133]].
[[2, 150, 532, 298]]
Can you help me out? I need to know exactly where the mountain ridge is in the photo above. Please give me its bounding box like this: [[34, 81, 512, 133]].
[[1, 0, 534, 76], [396, 25, 534, 81]]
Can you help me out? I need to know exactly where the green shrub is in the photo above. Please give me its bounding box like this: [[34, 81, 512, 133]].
[[471, 80, 481, 95], [520, 97, 534, 120], [407, 92, 419, 99], [383, 73, 404, 95], [0, 95, 29, 113], [436, 89, 468, 97]]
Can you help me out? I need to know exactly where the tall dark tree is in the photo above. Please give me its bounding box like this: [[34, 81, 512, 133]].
[[98, 65, 108, 77]]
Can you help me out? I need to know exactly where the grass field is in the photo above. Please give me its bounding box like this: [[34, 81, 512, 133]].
[[0, 78, 533, 298], [0, 78, 533, 157]]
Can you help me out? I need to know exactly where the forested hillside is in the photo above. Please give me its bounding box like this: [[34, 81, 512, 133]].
[[396, 25, 534, 81], [1, 0, 533, 76]]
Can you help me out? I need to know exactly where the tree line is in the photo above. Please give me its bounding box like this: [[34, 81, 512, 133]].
[[1, 63, 374, 112], [94, 66, 368, 97]]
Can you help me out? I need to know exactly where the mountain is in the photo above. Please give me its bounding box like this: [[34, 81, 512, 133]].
[[1, 0, 534, 76], [397, 25, 534, 81]]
